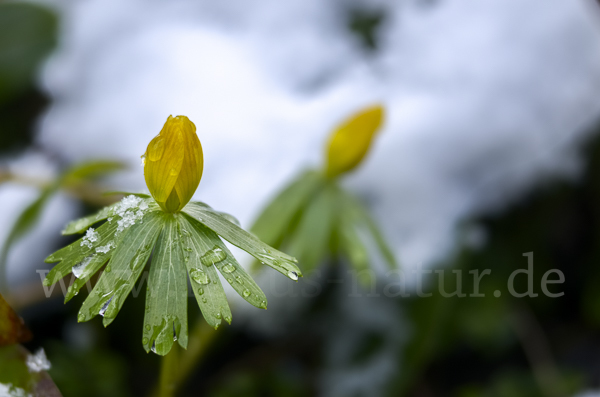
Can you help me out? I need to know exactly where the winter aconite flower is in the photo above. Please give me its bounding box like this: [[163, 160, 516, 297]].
[[325, 105, 383, 178], [251, 105, 396, 279], [142, 115, 203, 213], [44, 115, 302, 356]]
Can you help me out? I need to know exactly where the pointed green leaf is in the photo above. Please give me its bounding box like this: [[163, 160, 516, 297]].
[[61, 202, 120, 235], [183, 203, 301, 280], [287, 184, 337, 273], [62, 197, 155, 235], [64, 253, 111, 303], [178, 215, 232, 329], [342, 191, 397, 269], [251, 170, 324, 246], [62, 160, 125, 182], [77, 211, 163, 325], [44, 218, 120, 286], [142, 214, 188, 355], [184, 213, 267, 310], [337, 206, 369, 274], [0, 184, 57, 292]]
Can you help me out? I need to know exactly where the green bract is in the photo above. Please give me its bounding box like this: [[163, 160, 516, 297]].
[[44, 194, 301, 356]]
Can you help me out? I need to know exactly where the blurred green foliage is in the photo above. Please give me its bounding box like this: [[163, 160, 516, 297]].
[[47, 341, 130, 397], [251, 170, 396, 281], [0, 2, 57, 104], [0, 2, 57, 152]]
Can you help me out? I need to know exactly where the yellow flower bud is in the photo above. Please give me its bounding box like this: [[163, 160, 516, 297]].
[[325, 105, 384, 178], [142, 115, 203, 213]]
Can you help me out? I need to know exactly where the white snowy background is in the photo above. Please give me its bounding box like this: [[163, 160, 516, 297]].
[[3, 0, 600, 395]]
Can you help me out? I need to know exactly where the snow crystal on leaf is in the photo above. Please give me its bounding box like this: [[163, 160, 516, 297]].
[[114, 195, 149, 233], [81, 228, 99, 248], [72, 255, 94, 278], [96, 242, 114, 254]]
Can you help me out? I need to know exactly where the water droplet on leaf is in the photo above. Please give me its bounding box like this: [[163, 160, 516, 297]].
[[190, 269, 209, 284], [200, 246, 227, 266], [287, 271, 298, 281]]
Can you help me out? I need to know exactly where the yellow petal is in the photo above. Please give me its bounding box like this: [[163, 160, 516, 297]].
[[143, 115, 203, 212], [172, 117, 203, 211], [325, 105, 384, 178]]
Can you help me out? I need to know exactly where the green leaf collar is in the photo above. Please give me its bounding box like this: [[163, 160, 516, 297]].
[[44, 195, 301, 356]]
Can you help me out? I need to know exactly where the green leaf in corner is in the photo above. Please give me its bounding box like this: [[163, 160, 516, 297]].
[[0, 293, 31, 346]]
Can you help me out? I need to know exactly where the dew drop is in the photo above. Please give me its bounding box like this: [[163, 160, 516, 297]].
[[190, 269, 210, 284], [227, 278, 233, 283], [200, 246, 227, 267], [259, 301, 267, 309], [142, 337, 148, 345], [198, 288, 204, 295], [242, 289, 251, 298], [99, 297, 113, 317], [77, 313, 85, 322], [145, 325, 151, 331], [222, 264, 235, 273], [216, 312, 222, 320], [43, 278, 51, 287], [225, 315, 232, 324], [104, 304, 118, 319], [287, 271, 298, 281], [202, 298, 207, 303], [105, 265, 112, 273]]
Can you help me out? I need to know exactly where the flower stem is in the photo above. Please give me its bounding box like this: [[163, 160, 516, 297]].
[[159, 343, 180, 397], [153, 320, 221, 396]]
